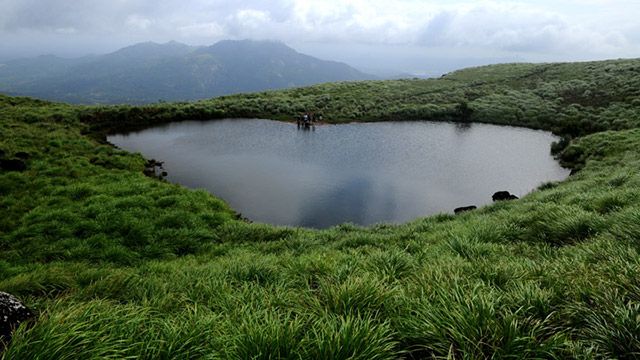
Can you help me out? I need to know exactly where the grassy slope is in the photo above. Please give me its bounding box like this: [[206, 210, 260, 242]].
[[0, 59, 639, 358], [83, 59, 640, 140]]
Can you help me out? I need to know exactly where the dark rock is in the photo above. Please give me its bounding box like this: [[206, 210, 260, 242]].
[[454, 205, 477, 214], [143, 159, 166, 179], [234, 212, 251, 222], [145, 159, 164, 167], [0, 292, 34, 347], [492, 191, 518, 202], [13, 152, 31, 160], [0, 159, 27, 172]]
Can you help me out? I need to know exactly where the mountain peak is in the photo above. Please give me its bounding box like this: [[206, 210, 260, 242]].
[[109, 41, 192, 59], [0, 39, 374, 104]]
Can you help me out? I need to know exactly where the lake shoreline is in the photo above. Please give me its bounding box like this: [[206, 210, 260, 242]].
[[109, 119, 569, 228]]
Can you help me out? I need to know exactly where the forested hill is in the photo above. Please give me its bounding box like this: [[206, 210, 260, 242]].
[[0, 40, 374, 104]]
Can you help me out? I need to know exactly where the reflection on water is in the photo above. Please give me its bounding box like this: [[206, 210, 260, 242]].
[[109, 119, 570, 228], [297, 176, 398, 228]]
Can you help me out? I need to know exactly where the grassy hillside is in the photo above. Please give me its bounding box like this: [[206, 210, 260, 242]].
[[1, 58, 640, 358], [84, 59, 640, 140]]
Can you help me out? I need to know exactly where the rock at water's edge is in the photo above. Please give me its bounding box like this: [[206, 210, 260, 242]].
[[454, 205, 477, 214], [492, 191, 518, 202]]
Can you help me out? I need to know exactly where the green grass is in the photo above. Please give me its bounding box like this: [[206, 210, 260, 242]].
[[1, 58, 640, 358], [77, 58, 640, 142]]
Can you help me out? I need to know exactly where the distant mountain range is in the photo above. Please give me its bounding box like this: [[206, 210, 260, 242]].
[[0, 40, 375, 104]]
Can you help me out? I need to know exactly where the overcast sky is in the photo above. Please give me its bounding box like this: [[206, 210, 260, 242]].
[[2, 0, 639, 75]]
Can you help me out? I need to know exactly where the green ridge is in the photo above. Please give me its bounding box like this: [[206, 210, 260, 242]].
[[1, 58, 639, 358]]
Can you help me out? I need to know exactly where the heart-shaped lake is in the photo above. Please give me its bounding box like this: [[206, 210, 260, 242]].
[[109, 119, 569, 228]]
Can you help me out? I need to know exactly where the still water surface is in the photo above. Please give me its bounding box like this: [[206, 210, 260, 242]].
[[109, 119, 569, 228]]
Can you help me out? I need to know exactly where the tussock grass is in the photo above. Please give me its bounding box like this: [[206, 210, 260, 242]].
[[3, 59, 640, 357], [304, 314, 399, 360]]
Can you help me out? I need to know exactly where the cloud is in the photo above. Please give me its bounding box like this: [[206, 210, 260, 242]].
[[126, 15, 153, 31], [416, 3, 606, 54], [412, 2, 638, 58], [178, 22, 225, 38], [0, 0, 638, 61]]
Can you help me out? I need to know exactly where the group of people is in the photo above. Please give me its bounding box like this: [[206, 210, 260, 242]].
[[296, 112, 323, 127]]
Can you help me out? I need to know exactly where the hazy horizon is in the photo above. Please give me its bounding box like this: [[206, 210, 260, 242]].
[[2, 0, 640, 76]]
